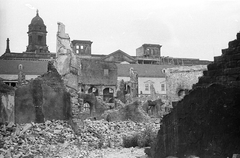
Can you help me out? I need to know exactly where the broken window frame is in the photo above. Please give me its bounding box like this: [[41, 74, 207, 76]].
[[161, 83, 165, 91], [104, 69, 109, 76], [145, 83, 150, 91]]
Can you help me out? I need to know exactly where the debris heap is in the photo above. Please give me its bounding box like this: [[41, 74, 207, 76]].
[[0, 119, 159, 158]]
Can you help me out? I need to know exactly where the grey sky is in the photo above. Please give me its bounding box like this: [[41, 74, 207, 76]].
[[1, 0, 240, 60]]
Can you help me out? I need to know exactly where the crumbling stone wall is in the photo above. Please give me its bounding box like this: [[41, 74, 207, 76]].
[[15, 65, 71, 124], [105, 101, 150, 122], [151, 32, 240, 158], [78, 92, 107, 118], [194, 32, 240, 88], [164, 65, 207, 104], [54, 22, 81, 130], [116, 80, 127, 103], [0, 81, 14, 124], [129, 67, 138, 98], [152, 84, 240, 158]]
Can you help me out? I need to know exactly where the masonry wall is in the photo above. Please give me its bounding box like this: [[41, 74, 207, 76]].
[[194, 32, 240, 88], [164, 65, 207, 103], [151, 32, 240, 158], [152, 84, 240, 158], [15, 70, 71, 124], [0, 82, 15, 124]]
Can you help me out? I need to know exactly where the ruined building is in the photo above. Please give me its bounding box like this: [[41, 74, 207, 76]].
[[0, 11, 117, 101], [0, 10, 211, 100], [0, 81, 14, 124], [78, 59, 117, 103], [150, 32, 240, 158], [163, 65, 208, 106]]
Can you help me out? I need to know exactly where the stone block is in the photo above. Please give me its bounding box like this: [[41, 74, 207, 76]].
[[207, 63, 218, 71], [208, 69, 223, 77], [228, 81, 240, 87], [222, 49, 227, 55], [224, 67, 240, 75], [198, 76, 213, 84], [223, 48, 238, 56], [237, 32, 240, 40], [203, 70, 208, 76], [226, 53, 240, 61], [225, 61, 238, 68], [214, 56, 224, 62], [216, 76, 228, 83], [228, 40, 240, 48]]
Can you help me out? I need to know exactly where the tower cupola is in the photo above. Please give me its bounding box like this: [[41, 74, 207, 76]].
[[26, 10, 49, 53]]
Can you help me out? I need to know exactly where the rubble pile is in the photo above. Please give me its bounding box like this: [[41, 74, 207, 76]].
[[0, 120, 87, 158], [0, 119, 159, 158], [79, 119, 159, 149], [105, 101, 151, 122]]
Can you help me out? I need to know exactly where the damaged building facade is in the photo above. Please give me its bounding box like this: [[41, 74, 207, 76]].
[[0, 81, 15, 124], [0, 11, 211, 100], [0, 11, 117, 124], [163, 65, 208, 106], [78, 59, 117, 103], [0, 11, 212, 124]]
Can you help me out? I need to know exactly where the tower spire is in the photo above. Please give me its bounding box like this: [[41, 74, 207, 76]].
[[36, 9, 39, 16], [5, 38, 10, 53]]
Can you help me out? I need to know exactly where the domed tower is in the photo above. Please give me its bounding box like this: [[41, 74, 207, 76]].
[[26, 10, 49, 53]]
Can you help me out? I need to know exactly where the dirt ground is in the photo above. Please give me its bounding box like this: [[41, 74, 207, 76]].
[[88, 147, 148, 158]]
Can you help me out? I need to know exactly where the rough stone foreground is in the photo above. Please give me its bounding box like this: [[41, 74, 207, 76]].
[[150, 31, 240, 158], [0, 119, 159, 158], [88, 147, 147, 158], [151, 83, 240, 158]]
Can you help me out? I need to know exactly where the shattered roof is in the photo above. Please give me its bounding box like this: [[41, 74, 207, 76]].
[[0, 59, 48, 75], [116, 64, 176, 78]]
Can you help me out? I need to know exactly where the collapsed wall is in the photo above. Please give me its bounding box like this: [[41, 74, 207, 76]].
[[105, 101, 150, 122], [15, 63, 71, 123], [0, 81, 14, 124], [164, 65, 207, 105], [54, 22, 82, 129], [151, 32, 240, 158]]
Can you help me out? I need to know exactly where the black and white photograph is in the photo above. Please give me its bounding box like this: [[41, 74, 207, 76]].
[[0, 0, 240, 157]]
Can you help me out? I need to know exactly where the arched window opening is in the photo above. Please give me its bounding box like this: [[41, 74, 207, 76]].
[[83, 102, 90, 114], [18, 64, 23, 70]]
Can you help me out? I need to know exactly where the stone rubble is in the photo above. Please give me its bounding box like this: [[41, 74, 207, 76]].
[[0, 119, 159, 158]]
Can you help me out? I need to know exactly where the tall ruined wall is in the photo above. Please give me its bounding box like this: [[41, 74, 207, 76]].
[[151, 32, 240, 158], [195, 32, 240, 88], [55, 22, 78, 90], [15, 66, 71, 124], [0, 81, 14, 124], [164, 65, 207, 104], [152, 84, 240, 158], [129, 67, 138, 98], [54, 22, 81, 129]]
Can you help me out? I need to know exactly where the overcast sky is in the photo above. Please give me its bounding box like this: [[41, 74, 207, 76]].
[[1, 0, 240, 61]]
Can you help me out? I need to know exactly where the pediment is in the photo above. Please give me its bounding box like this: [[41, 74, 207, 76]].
[[144, 80, 154, 84], [102, 50, 135, 63]]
